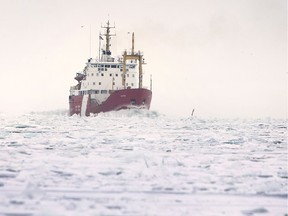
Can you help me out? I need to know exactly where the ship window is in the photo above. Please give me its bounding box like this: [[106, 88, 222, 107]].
[[127, 74, 129, 77], [120, 69, 123, 71], [131, 83, 134, 87], [115, 74, 118, 77], [99, 82, 101, 85], [110, 73, 112, 76], [91, 73, 94, 76], [132, 74, 135, 78], [105, 65, 110, 68], [113, 82, 115, 85], [111, 65, 116, 68], [93, 82, 95, 85], [101, 73, 104, 76], [101, 90, 107, 94], [126, 69, 129, 72], [105, 68, 107, 71], [96, 73, 99, 76], [101, 68, 104, 71], [131, 99, 136, 105], [100, 64, 104, 67]]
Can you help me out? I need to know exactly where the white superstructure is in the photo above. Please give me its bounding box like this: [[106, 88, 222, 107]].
[[70, 21, 145, 105]]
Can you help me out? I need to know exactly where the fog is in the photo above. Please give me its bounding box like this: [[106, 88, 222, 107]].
[[0, 0, 286, 118]]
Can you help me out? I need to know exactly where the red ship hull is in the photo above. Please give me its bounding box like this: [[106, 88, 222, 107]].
[[69, 88, 152, 116]]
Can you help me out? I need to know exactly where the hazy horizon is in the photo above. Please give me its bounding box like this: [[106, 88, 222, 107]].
[[0, 0, 286, 118]]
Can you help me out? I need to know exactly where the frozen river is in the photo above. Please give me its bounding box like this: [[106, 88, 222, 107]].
[[0, 110, 287, 215]]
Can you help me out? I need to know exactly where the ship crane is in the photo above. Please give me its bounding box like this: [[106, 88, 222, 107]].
[[122, 32, 144, 89]]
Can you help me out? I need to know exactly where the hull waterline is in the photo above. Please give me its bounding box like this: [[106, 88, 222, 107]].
[[69, 88, 152, 116]]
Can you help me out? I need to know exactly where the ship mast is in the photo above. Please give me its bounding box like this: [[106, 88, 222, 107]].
[[132, 32, 135, 54], [100, 20, 115, 55], [122, 32, 144, 89]]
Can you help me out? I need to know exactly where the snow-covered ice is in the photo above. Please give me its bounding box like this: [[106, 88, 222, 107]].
[[0, 110, 287, 215]]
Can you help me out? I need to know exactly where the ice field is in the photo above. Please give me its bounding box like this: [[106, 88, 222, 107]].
[[0, 110, 287, 215]]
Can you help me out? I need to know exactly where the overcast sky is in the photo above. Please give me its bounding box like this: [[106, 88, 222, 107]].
[[0, 0, 286, 118]]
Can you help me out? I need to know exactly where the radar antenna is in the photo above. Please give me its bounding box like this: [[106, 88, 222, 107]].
[[100, 20, 116, 55]]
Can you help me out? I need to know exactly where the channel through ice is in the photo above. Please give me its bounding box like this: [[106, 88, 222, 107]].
[[0, 110, 287, 215]]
